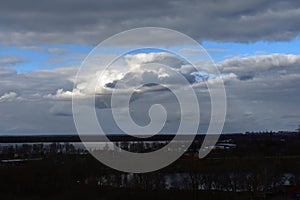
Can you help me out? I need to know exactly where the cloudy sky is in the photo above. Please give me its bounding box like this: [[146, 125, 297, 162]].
[[0, 0, 300, 135]]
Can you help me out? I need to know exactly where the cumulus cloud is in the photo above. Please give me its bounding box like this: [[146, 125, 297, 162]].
[[0, 92, 17, 102], [213, 54, 300, 132], [124, 52, 187, 69], [0, 51, 300, 134], [221, 54, 300, 73], [1, 0, 300, 45], [219, 54, 300, 80], [45, 88, 85, 100], [103, 52, 200, 91]]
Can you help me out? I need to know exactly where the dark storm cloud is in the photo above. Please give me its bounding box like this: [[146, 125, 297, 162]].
[[1, 0, 300, 45]]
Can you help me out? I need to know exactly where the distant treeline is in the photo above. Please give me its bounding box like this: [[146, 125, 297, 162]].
[[0, 131, 299, 143], [1, 133, 300, 199]]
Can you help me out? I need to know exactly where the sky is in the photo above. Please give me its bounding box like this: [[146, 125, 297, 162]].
[[0, 0, 300, 135]]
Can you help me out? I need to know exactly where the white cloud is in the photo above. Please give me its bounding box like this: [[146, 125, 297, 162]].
[[124, 52, 186, 70], [220, 54, 300, 74], [45, 88, 86, 100], [0, 92, 17, 102]]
